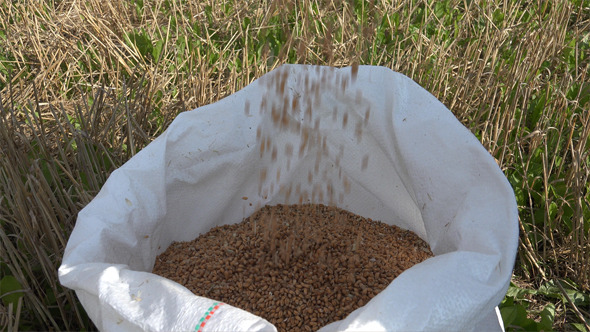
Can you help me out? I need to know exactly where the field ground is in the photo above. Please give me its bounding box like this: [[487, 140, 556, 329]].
[[1, 0, 589, 330]]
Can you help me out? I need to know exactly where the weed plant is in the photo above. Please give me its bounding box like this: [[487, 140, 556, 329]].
[[0, 0, 589, 330]]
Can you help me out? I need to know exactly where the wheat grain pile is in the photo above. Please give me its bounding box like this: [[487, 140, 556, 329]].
[[153, 203, 433, 331]]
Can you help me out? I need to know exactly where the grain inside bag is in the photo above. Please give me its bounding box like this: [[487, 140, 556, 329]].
[[59, 65, 518, 331]]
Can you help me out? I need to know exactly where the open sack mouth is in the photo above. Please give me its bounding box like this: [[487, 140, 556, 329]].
[[59, 64, 519, 332]]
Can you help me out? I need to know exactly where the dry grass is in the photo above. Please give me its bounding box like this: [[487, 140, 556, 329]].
[[0, 0, 589, 330]]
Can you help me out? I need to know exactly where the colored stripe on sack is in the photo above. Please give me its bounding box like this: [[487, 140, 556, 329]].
[[196, 302, 225, 332]]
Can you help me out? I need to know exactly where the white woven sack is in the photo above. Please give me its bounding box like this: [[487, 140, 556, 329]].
[[59, 64, 519, 331]]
